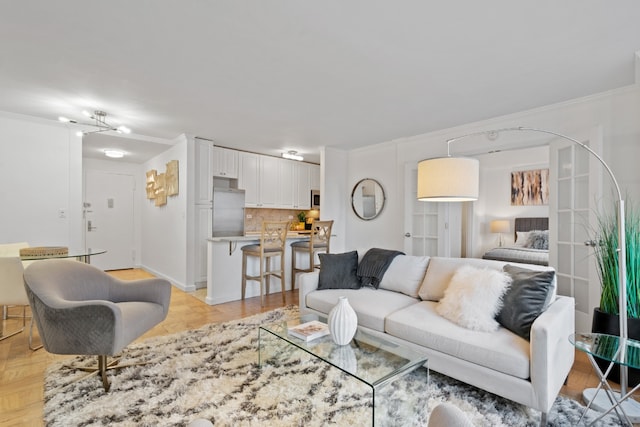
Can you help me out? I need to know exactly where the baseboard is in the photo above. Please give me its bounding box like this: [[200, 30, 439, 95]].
[[139, 265, 194, 292]]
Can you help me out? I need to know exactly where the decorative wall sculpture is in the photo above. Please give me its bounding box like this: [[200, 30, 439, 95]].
[[511, 168, 549, 206], [146, 160, 179, 207]]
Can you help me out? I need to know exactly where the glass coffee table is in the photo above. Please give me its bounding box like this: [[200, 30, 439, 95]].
[[259, 314, 428, 426]]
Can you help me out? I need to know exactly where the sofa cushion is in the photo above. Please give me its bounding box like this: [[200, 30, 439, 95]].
[[317, 251, 360, 290], [497, 265, 555, 340], [379, 255, 430, 298], [385, 301, 531, 379], [418, 257, 507, 302], [305, 288, 419, 332], [436, 266, 511, 332]]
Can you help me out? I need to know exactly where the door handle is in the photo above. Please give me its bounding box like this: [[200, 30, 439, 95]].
[[404, 233, 411, 237], [88, 220, 98, 232]]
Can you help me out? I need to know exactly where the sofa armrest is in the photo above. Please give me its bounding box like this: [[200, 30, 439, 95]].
[[529, 295, 575, 413], [298, 271, 319, 313]]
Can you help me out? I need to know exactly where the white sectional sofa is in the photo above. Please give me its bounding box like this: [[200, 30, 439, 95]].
[[298, 255, 575, 425]]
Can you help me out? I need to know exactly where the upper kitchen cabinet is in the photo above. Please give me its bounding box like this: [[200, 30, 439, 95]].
[[293, 162, 311, 209], [238, 152, 278, 207], [211, 146, 238, 178], [195, 138, 214, 204], [310, 164, 320, 191]]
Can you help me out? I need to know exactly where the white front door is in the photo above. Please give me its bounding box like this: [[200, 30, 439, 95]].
[[84, 170, 135, 271], [549, 126, 603, 333], [404, 164, 461, 256]]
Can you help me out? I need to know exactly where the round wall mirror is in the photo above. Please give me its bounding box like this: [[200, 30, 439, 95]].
[[351, 178, 386, 220]]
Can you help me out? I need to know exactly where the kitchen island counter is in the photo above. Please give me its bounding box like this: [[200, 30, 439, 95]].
[[205, 233, 311, 305]]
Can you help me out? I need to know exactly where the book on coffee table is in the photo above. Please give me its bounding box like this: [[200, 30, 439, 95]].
[[288, 320, 330, 342]]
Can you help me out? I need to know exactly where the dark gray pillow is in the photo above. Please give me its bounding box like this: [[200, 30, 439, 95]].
[[317, 251, 360, 290], [497, 264, 555, 340]]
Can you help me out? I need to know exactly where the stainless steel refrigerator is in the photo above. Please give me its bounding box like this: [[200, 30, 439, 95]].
[[212, 187, 245, 237]]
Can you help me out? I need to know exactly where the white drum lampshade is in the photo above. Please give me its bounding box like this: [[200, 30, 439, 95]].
[[417, 157, 479, 202]]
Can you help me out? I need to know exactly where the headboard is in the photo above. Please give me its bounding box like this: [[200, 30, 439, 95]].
[[514, 217, 548, 239]]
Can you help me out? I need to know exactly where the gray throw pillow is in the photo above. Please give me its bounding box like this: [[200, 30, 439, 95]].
[[317, 251, 361, 290], [524, 230, 549, 250], [497, 264, 555, 340]]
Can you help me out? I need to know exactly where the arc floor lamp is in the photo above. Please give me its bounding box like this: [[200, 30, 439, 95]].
[[417, 126, 634, 419]]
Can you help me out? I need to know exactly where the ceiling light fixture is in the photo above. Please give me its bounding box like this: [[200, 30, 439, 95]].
[[58, 110, 132, 136], [282, 150, 304, 161], [104, 149, 125, 158]]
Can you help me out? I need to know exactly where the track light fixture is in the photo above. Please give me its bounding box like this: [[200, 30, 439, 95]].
[[58, 110, 131, 136]]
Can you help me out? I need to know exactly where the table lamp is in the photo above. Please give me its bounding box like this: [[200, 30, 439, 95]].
[[490, 220, 510, 247]]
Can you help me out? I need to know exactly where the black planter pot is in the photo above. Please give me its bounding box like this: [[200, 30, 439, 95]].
[[591, 307, 640, 387]]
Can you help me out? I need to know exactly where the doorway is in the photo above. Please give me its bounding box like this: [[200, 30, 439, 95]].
[[84, 170, 136, 271]]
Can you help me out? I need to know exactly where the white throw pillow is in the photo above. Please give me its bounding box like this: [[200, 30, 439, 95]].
[[514, 231, 531, 247], [436, 265, 512, 332], [379, 255, 430, 298]]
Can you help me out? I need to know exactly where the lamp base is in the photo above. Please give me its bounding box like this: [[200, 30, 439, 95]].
[[582, 388, 640, 423]]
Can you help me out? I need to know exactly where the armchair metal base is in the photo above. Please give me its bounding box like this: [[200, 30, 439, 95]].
[[63, 355, 148, 392]]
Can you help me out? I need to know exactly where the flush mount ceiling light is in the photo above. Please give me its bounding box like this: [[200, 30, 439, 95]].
[[282, 150, 304, 161], [58, 110, 131, 136], [104, 149, 125, 158]]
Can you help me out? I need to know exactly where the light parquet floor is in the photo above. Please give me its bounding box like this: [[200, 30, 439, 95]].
[[0, 268, 623, 426]]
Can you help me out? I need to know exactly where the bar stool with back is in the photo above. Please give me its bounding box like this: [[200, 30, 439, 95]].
[[241, 221, 290, 307], [291, 220, 333, 289]]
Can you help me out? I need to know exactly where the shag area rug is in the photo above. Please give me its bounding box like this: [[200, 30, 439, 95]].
[[44, 306, 621, 426]]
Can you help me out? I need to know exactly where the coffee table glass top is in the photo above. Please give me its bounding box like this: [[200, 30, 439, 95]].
[[569, 332, 640, 369], [259, 313, 428, 390]]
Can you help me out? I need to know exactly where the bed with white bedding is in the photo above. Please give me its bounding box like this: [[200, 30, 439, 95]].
[[482, 217, 549, 266]]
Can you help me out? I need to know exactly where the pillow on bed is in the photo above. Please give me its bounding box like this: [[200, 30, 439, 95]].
[[524, 230, 549, 250], [436, 265, 512, 332], [514, 231, 531, 247]]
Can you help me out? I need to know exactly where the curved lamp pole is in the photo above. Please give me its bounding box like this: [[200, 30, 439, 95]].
[[418, 126, 629, 399]]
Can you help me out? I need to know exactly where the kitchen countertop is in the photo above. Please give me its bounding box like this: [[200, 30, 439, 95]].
[[208, 231, 312, 243]]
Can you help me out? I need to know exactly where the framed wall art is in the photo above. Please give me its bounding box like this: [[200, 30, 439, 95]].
[[511, 168, 549, 206]]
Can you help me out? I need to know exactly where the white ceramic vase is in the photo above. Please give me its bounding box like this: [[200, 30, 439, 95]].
[[328, 296, 358, 345]]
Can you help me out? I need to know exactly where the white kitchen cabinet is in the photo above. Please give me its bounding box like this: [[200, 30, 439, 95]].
[[293, 162, 311, 209], [278, 159, 295, 208], [259, 155, 279, 207], [310, 164, 320, 191], [195, 204, 212, 287], [195, 139, 213, 204], [211, 146, 238, 178], [238, 152, 278, 207]]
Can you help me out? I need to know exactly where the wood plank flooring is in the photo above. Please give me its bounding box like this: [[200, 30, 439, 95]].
[[0, 268, 622, 426]]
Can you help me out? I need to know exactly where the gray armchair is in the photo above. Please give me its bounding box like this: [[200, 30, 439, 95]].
[[23, 259, 171, 391]]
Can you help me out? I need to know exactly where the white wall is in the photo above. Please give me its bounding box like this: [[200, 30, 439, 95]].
[[320, 147, 349, 254], [0, 113, 83, 248], [331, 84, 640, 257], [140, 136, 189, 289], [82, 158, 144, 266], [346, 143, 402, 255]]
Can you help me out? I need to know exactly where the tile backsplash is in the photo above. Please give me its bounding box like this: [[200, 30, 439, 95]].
[[244, 208, 319, 233]]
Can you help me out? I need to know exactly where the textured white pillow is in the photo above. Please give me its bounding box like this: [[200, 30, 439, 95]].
[[436, 265, 512, 332], [514, 231, 531, 247], [379, 255, 430, 298]]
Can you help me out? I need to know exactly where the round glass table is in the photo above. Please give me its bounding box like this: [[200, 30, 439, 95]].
[[570, 332, 640, 426], [20, 248, 106, 264]]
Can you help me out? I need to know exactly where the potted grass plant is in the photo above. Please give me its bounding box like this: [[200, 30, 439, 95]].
[[591, 203, 640, 385]]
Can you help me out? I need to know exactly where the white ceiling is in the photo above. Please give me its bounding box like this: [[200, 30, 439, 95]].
[[1, 1, 639, 164]]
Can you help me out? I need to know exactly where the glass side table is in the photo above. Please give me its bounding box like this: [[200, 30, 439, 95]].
[[569, 332, 640, 426]]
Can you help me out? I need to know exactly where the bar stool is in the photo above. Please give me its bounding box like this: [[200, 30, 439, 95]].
[[241, 221, 290, 306], [291, 220, 333, 289]]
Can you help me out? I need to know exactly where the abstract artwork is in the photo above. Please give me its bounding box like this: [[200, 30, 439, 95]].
[[146, 160, 179, 207], [511, 168, 549, 206]]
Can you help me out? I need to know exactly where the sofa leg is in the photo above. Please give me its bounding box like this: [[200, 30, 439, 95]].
[[539, 411, 547, 426]]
